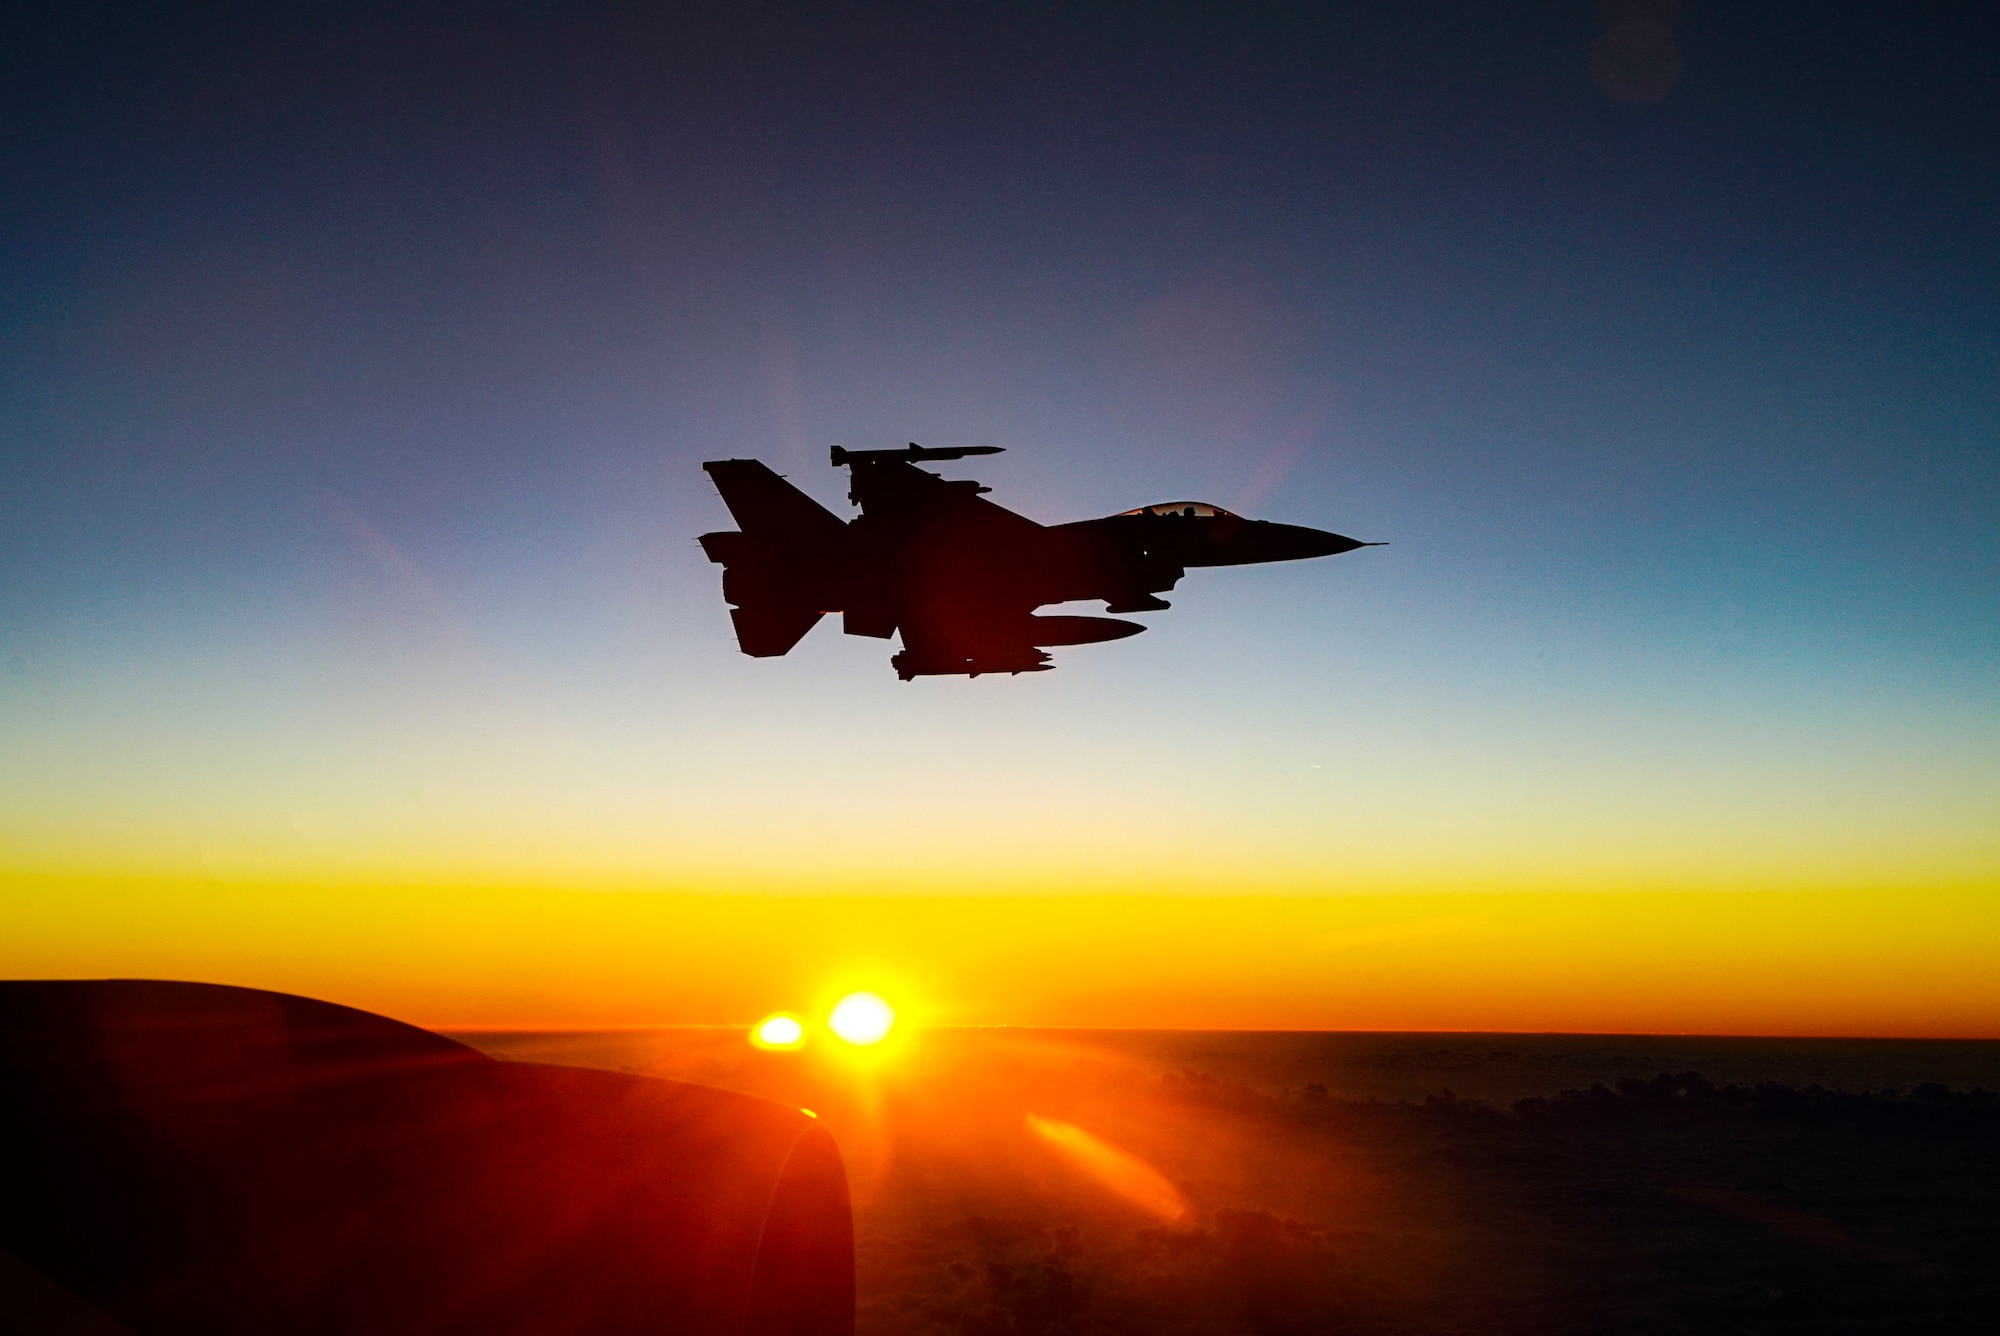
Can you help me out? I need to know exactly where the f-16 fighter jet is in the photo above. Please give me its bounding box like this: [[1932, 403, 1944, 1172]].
[[698, 444, 1378, 679]]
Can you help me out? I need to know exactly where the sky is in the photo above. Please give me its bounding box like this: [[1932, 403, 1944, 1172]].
[[2, 2, 1996, 1034]]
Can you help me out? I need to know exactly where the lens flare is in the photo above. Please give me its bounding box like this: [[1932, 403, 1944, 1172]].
[[828, 992, 895, 1045], [1026, 1114, 1192, 1223], [751, 1013, 805, 1049]]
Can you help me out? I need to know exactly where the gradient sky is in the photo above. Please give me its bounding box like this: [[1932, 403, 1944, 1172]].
[[3, 3, 1996, 1033]]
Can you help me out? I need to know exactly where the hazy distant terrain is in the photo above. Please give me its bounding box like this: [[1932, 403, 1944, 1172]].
[[458, 1030, 2000, 1334]]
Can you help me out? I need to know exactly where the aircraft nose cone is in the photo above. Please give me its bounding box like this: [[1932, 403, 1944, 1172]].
[[1264, 522, 1373, 560], [1177, 518, 1382, 567]]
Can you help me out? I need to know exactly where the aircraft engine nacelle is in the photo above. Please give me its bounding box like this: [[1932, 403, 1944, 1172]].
[[700, 532, 815, 608], [0, 981, 854, 1336]]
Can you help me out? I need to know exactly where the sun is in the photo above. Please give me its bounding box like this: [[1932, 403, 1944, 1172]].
[[751, 1013, 806, 1049], [827, 992, 895, 1046]]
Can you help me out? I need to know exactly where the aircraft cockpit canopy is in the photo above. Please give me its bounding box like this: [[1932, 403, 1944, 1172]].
[[1118, 502, 1237, 519]]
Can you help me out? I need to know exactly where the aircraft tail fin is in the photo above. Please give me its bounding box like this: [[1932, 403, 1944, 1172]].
[[703, 460, 846, 541], [700, 460, 847, 659], [730, 604, 824, 657]]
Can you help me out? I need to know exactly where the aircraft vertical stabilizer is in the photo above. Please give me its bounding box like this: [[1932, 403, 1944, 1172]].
[[703, 460, 845, 544], [700, 459, 849, 658]]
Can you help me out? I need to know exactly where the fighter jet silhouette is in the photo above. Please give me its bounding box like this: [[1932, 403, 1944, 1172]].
[[699, 444, 1378, 679]]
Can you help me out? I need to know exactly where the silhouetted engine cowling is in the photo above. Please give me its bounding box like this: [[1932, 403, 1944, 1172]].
[[700, 531, 834, 610], [0, 980, 853, 1336]]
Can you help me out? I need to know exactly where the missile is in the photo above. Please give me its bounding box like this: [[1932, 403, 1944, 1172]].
[[830, 443, 1004, 466]]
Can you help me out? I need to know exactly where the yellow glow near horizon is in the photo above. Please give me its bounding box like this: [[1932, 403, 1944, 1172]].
[[828, 992, 895, 1045], [752, 1013, 805, 1048], [6, 879, 2000, 1036]]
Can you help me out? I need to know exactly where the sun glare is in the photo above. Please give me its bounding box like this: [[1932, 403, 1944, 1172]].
[[752, 1013, 806, 1049], [1026, 1114, 1191, 1223], [828, 992, 895, 1045]]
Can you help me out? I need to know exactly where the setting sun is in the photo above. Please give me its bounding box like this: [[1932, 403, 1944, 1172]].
[[752, 1014, 805, 1049], [828, 992, 895, 1046]]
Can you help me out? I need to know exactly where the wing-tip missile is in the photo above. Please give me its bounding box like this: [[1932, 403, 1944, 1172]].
[[831, 443, 1005, 466]]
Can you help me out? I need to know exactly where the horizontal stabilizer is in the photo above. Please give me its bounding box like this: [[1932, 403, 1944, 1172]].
[[703, 460, 846, 543], [697, 530, 751, 564], [730, 604, 824, 657]]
